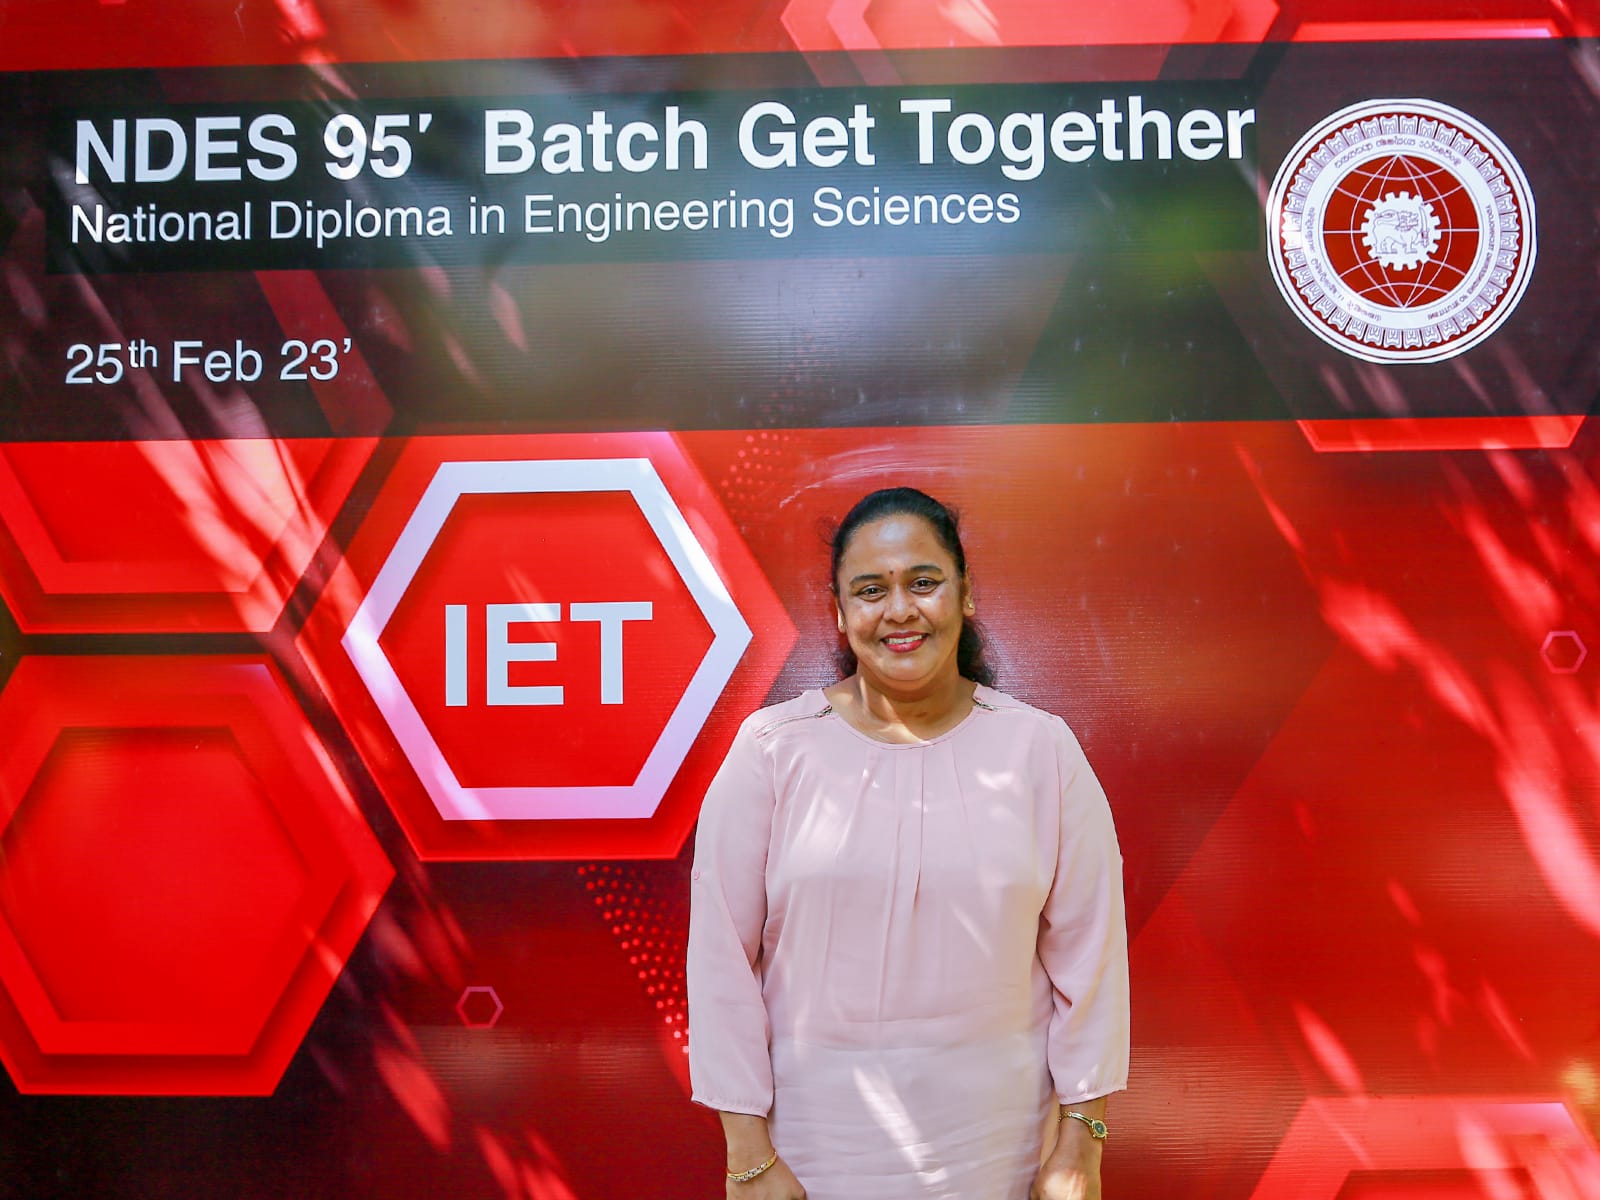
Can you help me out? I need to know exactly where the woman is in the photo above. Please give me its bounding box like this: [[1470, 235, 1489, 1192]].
[[687, 487, 1129, 1200]]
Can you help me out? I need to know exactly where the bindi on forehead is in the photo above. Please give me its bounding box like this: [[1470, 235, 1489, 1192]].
[[834, 512, 963, 591]]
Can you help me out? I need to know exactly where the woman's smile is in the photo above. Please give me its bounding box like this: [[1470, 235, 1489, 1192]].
[[881, 631, 929, 652]]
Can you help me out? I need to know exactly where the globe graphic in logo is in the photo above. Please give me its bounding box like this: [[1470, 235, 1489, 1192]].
[[1267, 99, 1535, 364], [1322, 154, 1478, 309]]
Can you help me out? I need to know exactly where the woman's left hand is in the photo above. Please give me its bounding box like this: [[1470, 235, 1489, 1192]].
[[1030, 1107, 1105, 1200], [1029, 1158, 1100, 1200]]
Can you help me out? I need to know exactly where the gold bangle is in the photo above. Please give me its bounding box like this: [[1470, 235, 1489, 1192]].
[[726, 1150, 779, 1183]]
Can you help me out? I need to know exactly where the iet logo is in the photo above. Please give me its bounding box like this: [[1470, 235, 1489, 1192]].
[[340, 457, 751, 824]]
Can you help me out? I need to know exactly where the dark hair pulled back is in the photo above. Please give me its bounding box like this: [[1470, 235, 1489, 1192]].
[[829, 487, 995, 687]]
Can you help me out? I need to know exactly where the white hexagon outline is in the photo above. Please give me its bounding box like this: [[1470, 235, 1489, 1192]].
[[1540, 629, 1587, 675], [341, 458, 751, 821]]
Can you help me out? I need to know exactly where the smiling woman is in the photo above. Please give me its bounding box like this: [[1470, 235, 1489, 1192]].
[[687, 487, 1130, 1200], [829, 486, 993, 717]]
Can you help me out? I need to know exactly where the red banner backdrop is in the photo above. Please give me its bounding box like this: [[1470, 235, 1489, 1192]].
[[1, 1, 1599, 1198], [0, 422, 1597, 1193]]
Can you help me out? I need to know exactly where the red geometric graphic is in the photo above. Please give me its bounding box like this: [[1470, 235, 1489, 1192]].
[[5, 0, 1589, 75], [1249, 1095, 1600, 1199], [1292, 18, 1563, 40], [1297, 416, 1585, 453], [455, 986, 506, 1029], [0, 439, 375, 634], [297, 433, 794, 861], [0, 655, 392, 1094], [1540, 630, 1587, 675], [1106, 426, 1600, 1195], [781, 0, 1278, 56]]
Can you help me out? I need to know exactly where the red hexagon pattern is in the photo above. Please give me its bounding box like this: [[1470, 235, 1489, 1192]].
[[0, 438, 375, 634], [0, 655, 392, 1094]]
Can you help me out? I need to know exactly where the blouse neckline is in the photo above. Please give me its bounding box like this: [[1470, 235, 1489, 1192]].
[[809, 686, 996, 749]]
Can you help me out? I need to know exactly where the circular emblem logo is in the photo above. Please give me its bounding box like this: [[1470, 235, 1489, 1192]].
[[1267, 99, 1536, 364]]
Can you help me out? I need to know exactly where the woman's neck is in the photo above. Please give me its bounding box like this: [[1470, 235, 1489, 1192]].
[[825, 672, 977, 743]]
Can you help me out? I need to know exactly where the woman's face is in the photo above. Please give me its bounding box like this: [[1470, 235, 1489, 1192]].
[[834, 513, 971, 697]]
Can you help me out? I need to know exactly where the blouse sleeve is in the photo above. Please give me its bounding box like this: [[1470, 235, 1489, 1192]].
[[686, 714, 778, 1116], [1039, 717, 1131, 1104]]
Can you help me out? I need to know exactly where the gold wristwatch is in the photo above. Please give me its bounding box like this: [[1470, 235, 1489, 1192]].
[[1061, 1110, 1109, 1140]]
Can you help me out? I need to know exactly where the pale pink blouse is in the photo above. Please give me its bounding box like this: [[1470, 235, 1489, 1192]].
[[688, 686, 1129, 1200]]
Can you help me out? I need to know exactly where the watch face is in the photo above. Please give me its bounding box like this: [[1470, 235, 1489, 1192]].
[[1091, 1119, 1109, 1139]]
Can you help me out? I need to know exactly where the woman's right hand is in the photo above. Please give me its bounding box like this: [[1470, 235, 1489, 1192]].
[[725, 1154, 806, 1200], [720, 1113, 805, 1200]]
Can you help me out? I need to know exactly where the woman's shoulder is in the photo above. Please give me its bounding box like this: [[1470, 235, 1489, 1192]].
[[738, 690, 833, 742], [972, 685, 1087, 749], [973, 688, 1105, 811], [972, 684, 1065, 726]]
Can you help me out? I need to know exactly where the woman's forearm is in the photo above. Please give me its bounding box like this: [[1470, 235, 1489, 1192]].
[[1045, 1094, 1109, 1167], [720, 1111, 776, 1171]]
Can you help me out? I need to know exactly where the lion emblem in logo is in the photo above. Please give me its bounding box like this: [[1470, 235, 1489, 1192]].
[[1360, 192, 1441, 271]]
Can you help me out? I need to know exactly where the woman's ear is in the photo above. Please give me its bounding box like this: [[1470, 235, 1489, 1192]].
[[962, 577, 975, 614], [836, 605, 846, 634]]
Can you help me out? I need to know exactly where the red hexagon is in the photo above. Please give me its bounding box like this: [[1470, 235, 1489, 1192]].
[[780, 0, 1277, 57], [1249, 1095, 1600, 1199], [0, 655, 392, 1094], [1297, 415, 1584, 454], [297, 433, 794, 861], [0, 437, 375, 634]]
